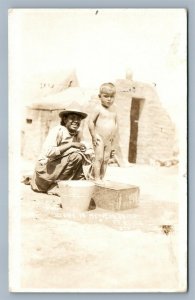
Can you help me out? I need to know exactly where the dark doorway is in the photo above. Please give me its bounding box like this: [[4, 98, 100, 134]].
[[128, 98, 143, 163]]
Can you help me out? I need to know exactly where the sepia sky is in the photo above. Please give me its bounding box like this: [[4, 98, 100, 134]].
[[9, 9, 186, 82], [9, 9, 187, 125]]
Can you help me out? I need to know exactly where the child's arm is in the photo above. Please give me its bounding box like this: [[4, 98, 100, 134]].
[[110, 114, 120, 168], [88, 106, 100, 146], [114, 112, 118, 136], [111, 111, 118, 144], [110, 112, 119, 162]]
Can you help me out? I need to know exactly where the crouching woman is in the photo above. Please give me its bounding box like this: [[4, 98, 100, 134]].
[[30, 106, 90, 195]]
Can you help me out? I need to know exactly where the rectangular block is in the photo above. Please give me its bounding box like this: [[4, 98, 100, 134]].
[[93, 181, 140, 211]]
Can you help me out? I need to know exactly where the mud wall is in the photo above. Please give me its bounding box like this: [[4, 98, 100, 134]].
[[22, 80, 177, 164]]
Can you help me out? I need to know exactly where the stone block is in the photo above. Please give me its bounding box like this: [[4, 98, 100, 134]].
[[93, 181, 140, 211]]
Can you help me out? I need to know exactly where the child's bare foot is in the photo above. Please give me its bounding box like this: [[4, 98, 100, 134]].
[[94, 179, 104, 185]]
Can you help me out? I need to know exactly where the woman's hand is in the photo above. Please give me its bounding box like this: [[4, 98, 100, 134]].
[[71, 142, 86, 152]]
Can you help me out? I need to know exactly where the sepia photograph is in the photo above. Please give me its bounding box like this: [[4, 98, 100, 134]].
[[9, 8, 187, 292]]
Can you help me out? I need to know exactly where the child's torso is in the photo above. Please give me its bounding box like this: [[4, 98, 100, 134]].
[[95, 105, 117, 141]]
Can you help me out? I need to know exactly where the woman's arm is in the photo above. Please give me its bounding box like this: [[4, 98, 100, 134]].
[[41, 126, 85, 158], [57, 141, 85, 154]]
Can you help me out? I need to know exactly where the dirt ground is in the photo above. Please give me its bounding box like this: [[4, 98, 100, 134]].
[[15, 163, 185, 291]]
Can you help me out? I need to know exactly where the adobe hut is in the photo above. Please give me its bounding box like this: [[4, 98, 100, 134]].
[[113, 78, 177, 165], [21, 87, 94, 160], [22, 77, 177, 165], [22, 69, 79, 104]]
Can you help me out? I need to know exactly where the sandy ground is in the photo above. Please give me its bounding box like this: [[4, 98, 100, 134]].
[[14, 163, 185, 291]]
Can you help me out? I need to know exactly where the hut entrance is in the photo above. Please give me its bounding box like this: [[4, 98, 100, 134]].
[[128, 98, 144, 163]]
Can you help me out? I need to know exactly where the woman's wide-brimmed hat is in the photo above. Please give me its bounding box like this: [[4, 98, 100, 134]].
[[59, 103, 88, 120]]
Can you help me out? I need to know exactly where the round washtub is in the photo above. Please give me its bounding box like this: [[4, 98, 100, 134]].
[[57, 180, 95, 212]]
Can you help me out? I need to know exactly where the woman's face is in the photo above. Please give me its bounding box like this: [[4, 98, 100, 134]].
[[63, 113, 82, 132]]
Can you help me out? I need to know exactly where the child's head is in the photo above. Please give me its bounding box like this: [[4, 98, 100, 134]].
[[99, 82, 116, 108]]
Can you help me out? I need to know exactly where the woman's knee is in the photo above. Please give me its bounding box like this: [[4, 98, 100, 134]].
[[69, 152, 83, 163]]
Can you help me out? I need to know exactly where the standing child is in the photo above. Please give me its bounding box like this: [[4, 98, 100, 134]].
[[88, 82, 118, 181]]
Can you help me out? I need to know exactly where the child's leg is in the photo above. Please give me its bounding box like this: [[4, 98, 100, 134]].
[[100, 143, 112, 179], [93, 140, 104, 181]]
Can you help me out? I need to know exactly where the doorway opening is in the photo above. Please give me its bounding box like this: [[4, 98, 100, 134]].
[[128, 98, 144, 163]]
